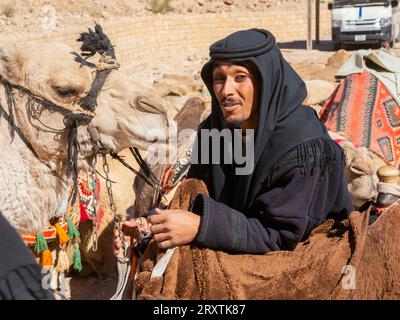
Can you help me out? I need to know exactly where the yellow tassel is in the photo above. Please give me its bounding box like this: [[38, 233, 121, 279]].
[[56, 250, 70, 273], [41, 249, 53, 267], [55, 223, 70, 246]]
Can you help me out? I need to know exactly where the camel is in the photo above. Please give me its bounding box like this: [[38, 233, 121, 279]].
[[0, 26, 173, 284], [328, 131, 387, 209]]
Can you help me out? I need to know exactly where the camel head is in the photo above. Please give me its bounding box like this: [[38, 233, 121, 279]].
[[328, 132, 387, 209], [0, 31, 172, 175]]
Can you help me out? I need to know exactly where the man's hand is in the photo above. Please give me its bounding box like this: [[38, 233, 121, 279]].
[[148, 208, 201, 249], [113, 217, 151, 256]]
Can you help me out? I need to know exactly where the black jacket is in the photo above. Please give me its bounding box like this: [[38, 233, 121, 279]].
[[189, 137, 353, 253]]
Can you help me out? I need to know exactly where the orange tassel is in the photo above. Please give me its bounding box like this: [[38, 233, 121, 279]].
[[41, 250, 53, 267], [55, 223, 70, 245]]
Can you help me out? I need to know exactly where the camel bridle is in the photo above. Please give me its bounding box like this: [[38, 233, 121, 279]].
[[0, 23, 163, 204]]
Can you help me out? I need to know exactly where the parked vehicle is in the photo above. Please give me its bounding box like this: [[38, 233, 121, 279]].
[[328, 0, 400, 49]]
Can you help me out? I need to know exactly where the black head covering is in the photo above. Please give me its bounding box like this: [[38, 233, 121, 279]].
[[193, 29, 329, 212]]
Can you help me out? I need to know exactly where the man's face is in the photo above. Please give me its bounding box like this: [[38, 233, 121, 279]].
[[212, 61, 260, 130]]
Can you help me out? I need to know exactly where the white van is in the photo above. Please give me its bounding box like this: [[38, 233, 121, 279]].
[[328, 0, 400, 49]]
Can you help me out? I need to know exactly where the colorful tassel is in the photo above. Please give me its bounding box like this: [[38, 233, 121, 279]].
[[56, 250, 70, 273], [55, 223, 70, 245], [34, 231, 48, 254], [41, 249, 53, 267], [34, 232, 53, 267], [72, 243, 82, 272], [66, 215, 80, 239]]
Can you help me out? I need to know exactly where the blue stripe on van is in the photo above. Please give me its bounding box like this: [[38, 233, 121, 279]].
[[359, 7, 362, 18]]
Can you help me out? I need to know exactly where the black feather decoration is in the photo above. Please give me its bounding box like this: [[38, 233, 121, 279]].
[[77, 22, 115, 60]]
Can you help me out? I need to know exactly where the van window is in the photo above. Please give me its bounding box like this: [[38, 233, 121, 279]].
[[333, 0, 389, 8]]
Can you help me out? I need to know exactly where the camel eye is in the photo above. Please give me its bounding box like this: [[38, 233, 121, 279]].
[[54, 86, 76, 97]]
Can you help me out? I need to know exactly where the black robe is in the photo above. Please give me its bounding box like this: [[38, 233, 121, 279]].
[[0, 213, 54, 300]]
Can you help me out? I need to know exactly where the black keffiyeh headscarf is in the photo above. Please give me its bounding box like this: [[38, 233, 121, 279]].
[[190, 29, 330, 213]]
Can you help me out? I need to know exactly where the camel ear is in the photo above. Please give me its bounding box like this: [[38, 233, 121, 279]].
[[0, 45, 25, 84]]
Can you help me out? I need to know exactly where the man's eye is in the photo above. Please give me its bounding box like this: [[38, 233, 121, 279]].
[[213, 76, 225, 83], [236, 74, 247, 81]]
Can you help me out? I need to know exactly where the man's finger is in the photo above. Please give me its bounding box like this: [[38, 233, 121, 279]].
[[148, 213, 167, 225], [122, 219, 138, 228], [153, 232, 171, 243], [150, 223, 169, 235], [113, 238, 121, 256], [114, 238, 122, 248], [158, 239, 174, 250], [155, 208, 167, 215], [121, 221, 139, 236]]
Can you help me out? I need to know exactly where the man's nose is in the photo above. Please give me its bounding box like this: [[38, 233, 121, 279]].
[[221, 78, 235, 97]]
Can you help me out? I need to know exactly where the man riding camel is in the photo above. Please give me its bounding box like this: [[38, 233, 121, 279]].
[[114, 29, 353, 260]]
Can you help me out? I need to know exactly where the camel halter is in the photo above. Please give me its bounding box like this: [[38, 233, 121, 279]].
[[0, 23, 163, 203]]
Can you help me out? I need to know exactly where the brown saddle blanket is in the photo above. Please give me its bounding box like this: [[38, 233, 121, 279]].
[[135, 179, 400, 300]]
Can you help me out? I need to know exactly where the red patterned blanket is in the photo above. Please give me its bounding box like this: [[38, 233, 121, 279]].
[[319, 71, 400, 168]]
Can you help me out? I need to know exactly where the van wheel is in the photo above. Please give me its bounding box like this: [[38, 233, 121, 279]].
[[390, 39, 395, 48]]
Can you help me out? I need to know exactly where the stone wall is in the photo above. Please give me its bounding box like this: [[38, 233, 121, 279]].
[[0, 8, 331, 70]]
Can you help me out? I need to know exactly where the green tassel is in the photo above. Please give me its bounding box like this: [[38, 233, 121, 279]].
[[34, 231, 48, 254], [66, 215, 80, 239], [72, 242, 82, 272]]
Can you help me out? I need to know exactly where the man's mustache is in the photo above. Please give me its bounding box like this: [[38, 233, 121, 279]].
[[220, 97, 242, 107]]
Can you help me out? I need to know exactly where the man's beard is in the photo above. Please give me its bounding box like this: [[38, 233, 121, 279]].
[[223, 118, 242, 129], [219, 97, 244, 130]]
